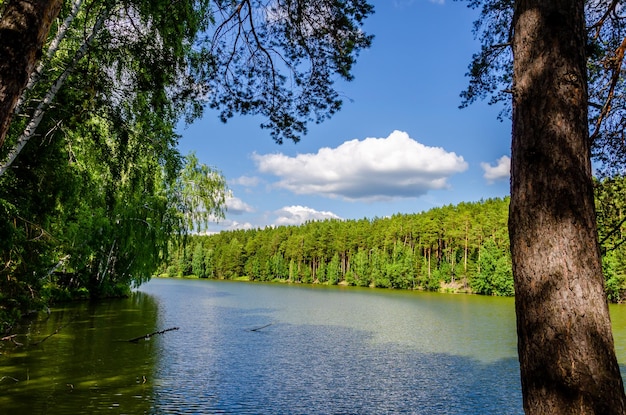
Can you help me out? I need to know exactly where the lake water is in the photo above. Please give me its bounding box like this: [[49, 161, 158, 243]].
[[2, 278, 626, 414]]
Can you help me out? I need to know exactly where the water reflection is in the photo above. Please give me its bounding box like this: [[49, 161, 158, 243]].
[[0, 293, 160, 414], [143, 278, 524, 414], [7, 278, 626, 414]]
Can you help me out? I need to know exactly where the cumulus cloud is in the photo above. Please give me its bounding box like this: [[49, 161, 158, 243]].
[[481, 156, 511, 184], [252, 130, 468, 201], [231, 175, 261, 187], [273, 205, 341, 226], [225, 193, 255, 215], [217, 219, 254, 231]]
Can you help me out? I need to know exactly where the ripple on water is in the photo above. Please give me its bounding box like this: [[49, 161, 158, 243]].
[[149, 320, 522, 414], [0, 279, 525, 414]]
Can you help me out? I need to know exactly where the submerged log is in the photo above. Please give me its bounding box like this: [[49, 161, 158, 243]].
[[248, 323, 273, 332], [1, 334, 22, 346], [32, 317, 76, 346], [126, 327, 179, 343]]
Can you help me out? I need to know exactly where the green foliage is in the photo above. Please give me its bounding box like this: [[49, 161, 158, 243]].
[[160, 182, 626, 302], [595, 176, 626, 302], [0, 0, 372, 330], [351, 249, 370, 287], [0, 121, 227, 327], [176, 153, 227, 234], [327, 253, 341, 285], [192, 242, 206, 277], [164, 198, 513, 295], [460, 1, 626, 176], [316, 260, 327, 283], [602, 251, 625, 303], [471, 239, 513, 296], [204, 249, 216, 279]]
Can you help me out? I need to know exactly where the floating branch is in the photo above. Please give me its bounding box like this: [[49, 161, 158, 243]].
[[248, 323, 273, 332], [32, 317, 77, 346], [0, 376, 19, 383], [1, 334, 23, 347], [127, 327, 179, 343]]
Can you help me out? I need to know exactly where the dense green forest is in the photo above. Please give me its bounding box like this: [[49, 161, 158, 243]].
[[0, 0, 372, 333], [161, 176, 626, 302], [162, 197, 512, 295]]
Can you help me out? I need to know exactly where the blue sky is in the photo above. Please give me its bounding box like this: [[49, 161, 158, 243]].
[[176, 0, 511, 233]]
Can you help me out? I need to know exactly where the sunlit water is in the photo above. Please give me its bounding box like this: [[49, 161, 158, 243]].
[[2, 278, 626, 414]]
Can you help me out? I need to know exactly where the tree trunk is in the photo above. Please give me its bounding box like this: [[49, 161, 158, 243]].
[[510, 1, 626, 413], [464, 220, 468, 274], [0, 0, 63, 149]]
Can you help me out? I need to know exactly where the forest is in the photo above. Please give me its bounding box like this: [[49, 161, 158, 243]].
[[0, 0, 372, 333], [161, 175, 626, 302]]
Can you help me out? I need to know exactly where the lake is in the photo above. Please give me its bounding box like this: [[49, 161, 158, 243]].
[[2, 278, 626, 414]]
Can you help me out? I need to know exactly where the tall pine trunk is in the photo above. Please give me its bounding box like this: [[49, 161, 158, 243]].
[[0, 0, 63, 149], [510, 1, 626, 413]]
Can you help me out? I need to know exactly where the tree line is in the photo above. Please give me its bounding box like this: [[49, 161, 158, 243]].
[[163, 197, 512, 295], [162, 178, 626, 301]]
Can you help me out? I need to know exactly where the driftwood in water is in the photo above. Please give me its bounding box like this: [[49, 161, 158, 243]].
[[0, 376, 19, 383], [1, 334, 23, 346], [248, 323, 273, 332], [32, 317, 76, 346], [127, 327, 179, 343]]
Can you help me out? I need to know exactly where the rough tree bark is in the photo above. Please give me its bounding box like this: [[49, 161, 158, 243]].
[[0, 0, 63, 149], [510, 1, 626, 413]]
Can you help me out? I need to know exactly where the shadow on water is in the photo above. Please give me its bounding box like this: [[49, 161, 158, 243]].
[[0, 293, 161, 414], [151, 319, 524, 415], [144, 278, 524, 414]]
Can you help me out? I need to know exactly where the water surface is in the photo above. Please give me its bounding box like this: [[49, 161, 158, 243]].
[[2, 278, 624, 414]]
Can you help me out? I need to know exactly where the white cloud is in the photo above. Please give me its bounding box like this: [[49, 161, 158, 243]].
[[253, 130, 468, 201], [191, 218, 254, 235], [231, 175, 261, 187], [225, 193, 255, 215], [481, 156, 511, 184], [214, 219, 254, 232], [273, 205, 341, 226]]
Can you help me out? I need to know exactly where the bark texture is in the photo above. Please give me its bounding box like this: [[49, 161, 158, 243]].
[[510, 1, 626, 413], [0, 0, 63, 149]]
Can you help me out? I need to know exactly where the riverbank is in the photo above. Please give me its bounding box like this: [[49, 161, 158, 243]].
[[156, 274, 475, 295]]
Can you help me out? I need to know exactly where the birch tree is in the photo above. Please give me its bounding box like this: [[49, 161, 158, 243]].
[[0, 0, 373, 327]]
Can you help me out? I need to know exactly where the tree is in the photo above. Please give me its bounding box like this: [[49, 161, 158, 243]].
[[0, 0, 374, 167], [160, 197, 518, 295], [327, 252, 341, 285], [471, 239, 513, 296], [351, 248, 370, 287], [594, 176, 626, 302], [0, 0, 374, 328], [510, 1, 626, 412], [0, 0, 63, 147], [203, 248, 215, 279], [464, 0, 626, 412], [192, 241, 205, 277]]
